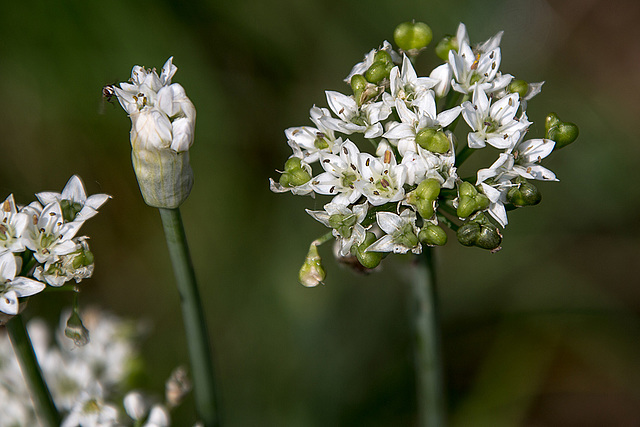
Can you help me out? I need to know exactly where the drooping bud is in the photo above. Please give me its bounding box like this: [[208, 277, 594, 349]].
[[545, 112, 579, 149], [419, 223, 447, 246], [299, 243, 326, 287], [352, 231, 383, 269], [65, 308, 90, 347], [394, 21, 433, 52]]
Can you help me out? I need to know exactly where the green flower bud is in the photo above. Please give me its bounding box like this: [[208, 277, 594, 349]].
[[394, 21, 433, 51], [416, 129, 450, 153], [353, 232, 383, 269], [434, 35, 456, 61], [365, 61, 393, 84], [419, 224, 447, 246], [299, 244, 325, 287], [507, 180, 541, 207], [457, 221, 481, 246], [65, 309, 90, 347], [508, 79, 529, 98]]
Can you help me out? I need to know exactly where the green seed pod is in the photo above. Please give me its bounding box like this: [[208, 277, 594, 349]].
[[416, 129, 449, 153], [457, 222, 481, 246], [419, 224, 447, 246], [288, 168, 311, 187], [416, 199, 435, 220], [458, 181, 478, 197], [457, 195, 477, 218], [365, 61, 392, 84], [475, 194, 490, 211], [434, 35, 456, 61], [350, 74, 368, 93], [474, 225, 502, 250], [545, 112, 561, 135], [507, 181, 542, 206], [508, 79, 529, 98], [284, 156, 303, 171], [416, 178, 441, 201], [394, 21, 433, 51], [353, 232, 383, 269], [548, 122, 579, 149], [373, 50, 393, 65]]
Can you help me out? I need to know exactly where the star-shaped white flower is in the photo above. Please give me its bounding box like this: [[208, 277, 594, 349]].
[[461, 87, 529, 149], [366, 210, 421, 254], [0, 194, 29, 253], [36, 175, 110, 223], [285, 106, 338, 164], [322, 91, 391, 139], [310, 139, 365, 205], [0, 251, 45, 315], [385, 55, 437, 106], [23, 202, 82, 264], [357, 148, 407, 206]]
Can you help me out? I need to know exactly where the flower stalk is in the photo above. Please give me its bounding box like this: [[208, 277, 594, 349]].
[[6, 314, 61, 427], [158, 207, 219, 427], [409, 247, 446, 427]]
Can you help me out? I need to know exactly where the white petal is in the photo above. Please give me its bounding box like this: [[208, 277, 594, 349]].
[[0, 290, 19, 315], [124, 392, 147, 421], [10, 277, 46, 297], [376, 211, 402, 234]]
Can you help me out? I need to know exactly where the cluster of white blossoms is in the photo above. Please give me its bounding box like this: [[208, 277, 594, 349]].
[[0, 176, 109, 319], [0, 309, 192, 426], [271, 22, 578, 283], [109, 57, 196, 209]]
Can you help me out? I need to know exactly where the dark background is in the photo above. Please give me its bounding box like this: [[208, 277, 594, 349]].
[[1, 0, 639, 425]]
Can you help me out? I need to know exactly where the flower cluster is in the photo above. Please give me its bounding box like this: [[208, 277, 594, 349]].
[[109, 57, 196, 209], [0, 308, 192, 426], [0, 176, 109, 319], [271, 22, 578, 282]]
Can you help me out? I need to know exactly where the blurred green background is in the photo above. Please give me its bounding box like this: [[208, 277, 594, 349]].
[[2, 0, 639, 425]]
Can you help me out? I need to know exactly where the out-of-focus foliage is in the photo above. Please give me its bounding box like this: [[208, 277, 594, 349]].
[[1, 0, 639, 425]]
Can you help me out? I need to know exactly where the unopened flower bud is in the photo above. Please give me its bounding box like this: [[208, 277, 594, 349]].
[[394, 21, 433, 51], [419, 224, 447, 246], [299, 243, 325, 287], [507, 180, 541, 207], [352, 232, 383, 269], [65, 309, 90, 347], [416, 129, 450, 153], [113, 57, 196, 208]]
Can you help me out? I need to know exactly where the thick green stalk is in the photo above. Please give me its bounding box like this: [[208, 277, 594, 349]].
[[159, 208, 220, 427], [410, 247, 446, 427], [6, 314, 61, 427]]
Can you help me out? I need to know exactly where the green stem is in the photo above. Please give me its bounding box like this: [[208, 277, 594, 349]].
[[410, 247, 446, 427], [158, 208, 220, 427], [6, 314, 61, 427]]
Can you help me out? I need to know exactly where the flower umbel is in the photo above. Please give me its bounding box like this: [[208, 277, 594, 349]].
[[111, 57, 196, 208]]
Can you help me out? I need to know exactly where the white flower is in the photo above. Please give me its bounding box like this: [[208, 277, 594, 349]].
[[401, 146, 458, 189], [33, 237, 94, 287], [0, 251, 45, 315], [310, 140, 365, 205], [36, 175, 110, 223], [461, 87, 529, 149], [357, 148, 407, 206], [0, 194, 29, 253], [306, 202, 368, 256], [124, 392, 170, 427], [23, 201, 82, 264], [384, 93, 461, 156], [285, 106, 338, 164], [61, 383, 119, 427], [323, 91, 391, 139], [385, 55, 437, 106], [366, 210, 421, 254]]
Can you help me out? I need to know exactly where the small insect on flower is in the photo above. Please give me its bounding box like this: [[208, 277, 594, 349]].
[[99, 85, 117, 114]]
